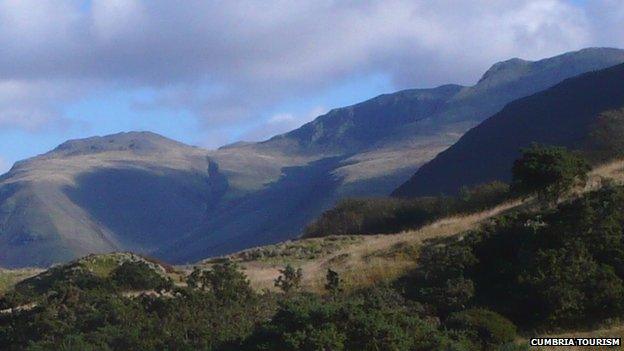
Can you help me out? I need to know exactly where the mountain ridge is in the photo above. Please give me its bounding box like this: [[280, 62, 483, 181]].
[[393, 61, 624, 197]]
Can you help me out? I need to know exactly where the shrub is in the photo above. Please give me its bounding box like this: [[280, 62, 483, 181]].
[[446, 308, 517, 350], [110, 261, 171, 291], [511, 144, 590, 202], [586, 108, 624, 162], [458, 181, 510, 211], [409, 242, 478, 315], [325, 269, 342, 295], [304, 182, 510, 239], [246, 288, 445, 351], [303, 197, 453, 238], [187, 260, 253, 301], [274, 265, 303, 294]]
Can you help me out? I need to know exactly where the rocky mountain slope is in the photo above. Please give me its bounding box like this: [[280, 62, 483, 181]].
[[1, 48, 624, 267], [393, 61, 624, 197]]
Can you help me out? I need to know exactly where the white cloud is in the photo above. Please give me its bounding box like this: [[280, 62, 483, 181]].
[[0, 79, 84, 131], [0, 0, 620, 140]]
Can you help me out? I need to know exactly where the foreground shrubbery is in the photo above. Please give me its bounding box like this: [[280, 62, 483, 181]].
[[410, 184, 624, 329], [245, 288, 472, 351], [0, 261, 274, 351], [0, 259, 522, 351]]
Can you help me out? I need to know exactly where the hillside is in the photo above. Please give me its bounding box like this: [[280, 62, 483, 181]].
[[2, 48, 624, 267], [0, 132, 217, 267], [393, 61, 624, 197], [195, 158, 624, 293]]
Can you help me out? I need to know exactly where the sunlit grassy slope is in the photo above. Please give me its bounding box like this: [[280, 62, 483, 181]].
[[0, 268, 42, 295]]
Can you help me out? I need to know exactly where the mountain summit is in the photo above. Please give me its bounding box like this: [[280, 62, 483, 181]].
[[49, 131, 191, 156]]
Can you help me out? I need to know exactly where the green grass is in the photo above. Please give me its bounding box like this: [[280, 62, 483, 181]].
[[0, 269, 41, 295], [211, 236, 364, 266], [80, 255, 123, 278]]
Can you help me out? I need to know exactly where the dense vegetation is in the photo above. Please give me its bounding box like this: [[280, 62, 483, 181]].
[[0, 261, 275, 351], [304, 181, 509, 237], [409, 183, 624, 329], [511, 144, 590, 202], [0, 258, 522, 351]]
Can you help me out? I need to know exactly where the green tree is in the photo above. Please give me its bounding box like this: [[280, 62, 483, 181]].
[[511, 144, 590, 203], [274, 265, 303, 294], [110, 261, 171, 291], [325, 269, 342, 295], [187, 260, 253, 301]]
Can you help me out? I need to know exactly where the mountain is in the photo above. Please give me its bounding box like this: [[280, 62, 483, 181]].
[[0, 132, 218, 267], [393, 62, 624, 197], [1, 48, 624, 267]]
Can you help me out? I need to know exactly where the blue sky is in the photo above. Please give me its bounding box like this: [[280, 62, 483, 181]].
[[0, 0, 622, 172]]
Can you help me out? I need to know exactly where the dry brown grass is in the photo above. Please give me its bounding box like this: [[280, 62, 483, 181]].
[[220, 159, 624, 293], [587, 159, 624, 186], [226, 198, 524, 293]]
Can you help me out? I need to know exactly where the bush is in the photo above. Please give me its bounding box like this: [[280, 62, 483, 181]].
[[304, 182, 510, 238], [1, 271, 273, 351], [511, 144, 590, 202], [303, 197, 453, 238], [274, 265, 303, 294], [325, 269, 342, 295], [110, 261, 171, 291], [187, 260, 253, 301], [446, 308, 517, 351], [246, 288, 448, 351], [458, 181, 510, 211]]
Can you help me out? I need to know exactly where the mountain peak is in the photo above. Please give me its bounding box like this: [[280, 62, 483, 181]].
[[476, 47, 624, 87], [477, 57, 530, 84], [49, 131, 193, 157]]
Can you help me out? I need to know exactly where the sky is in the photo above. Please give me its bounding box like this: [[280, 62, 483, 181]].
[[0, 0, 623, 173]]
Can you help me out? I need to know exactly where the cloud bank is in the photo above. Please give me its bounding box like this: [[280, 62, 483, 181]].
[[0, 0, 622, 144]]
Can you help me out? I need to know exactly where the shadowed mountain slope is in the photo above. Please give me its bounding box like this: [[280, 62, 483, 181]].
[[0, 132, 217, 267], [393, 62, 624, 197], [2, 48, 624, 267]]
